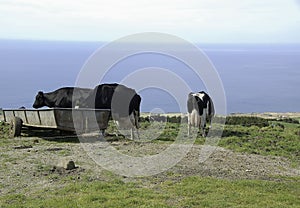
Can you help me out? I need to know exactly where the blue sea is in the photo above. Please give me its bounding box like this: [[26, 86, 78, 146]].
[[0, 39, 300, 114]]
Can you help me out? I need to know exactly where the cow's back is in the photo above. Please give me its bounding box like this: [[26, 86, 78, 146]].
[[49, 87, 92, 108], [72, 87, 93, 107], [42, 87, 73, 108]]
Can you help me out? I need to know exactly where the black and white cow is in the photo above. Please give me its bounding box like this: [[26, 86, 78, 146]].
[[81, 83, 141, 139], [33, 87, 92, 109], [187, 91, 214, 136]]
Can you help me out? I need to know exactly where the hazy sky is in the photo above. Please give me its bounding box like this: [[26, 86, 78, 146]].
[[1, 0, 299, 43]]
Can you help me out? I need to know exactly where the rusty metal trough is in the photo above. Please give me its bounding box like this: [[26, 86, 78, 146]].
[[0, 108, 110, 137]]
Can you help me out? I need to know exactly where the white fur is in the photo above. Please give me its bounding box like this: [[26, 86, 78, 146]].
[[192, 92, 205, 101]]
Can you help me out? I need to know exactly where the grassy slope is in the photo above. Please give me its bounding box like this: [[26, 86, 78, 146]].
[[0, 117, 299, 208], [152, 116, 299, 165], [1, 177, 299, 208], [219, 121, 300, 164]]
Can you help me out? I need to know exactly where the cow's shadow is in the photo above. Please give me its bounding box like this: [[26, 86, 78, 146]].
[[22, 127, 80, 143], [21, 127, 131, 143]]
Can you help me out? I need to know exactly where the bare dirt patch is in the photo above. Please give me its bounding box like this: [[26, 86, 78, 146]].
[[1, 135, 299, 196]]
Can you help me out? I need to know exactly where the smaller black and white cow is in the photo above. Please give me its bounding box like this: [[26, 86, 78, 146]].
[[33, 87, 92, 109], [187, 91, 214, 136]]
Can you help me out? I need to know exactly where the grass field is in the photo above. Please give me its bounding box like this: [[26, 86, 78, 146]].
[[0, 115, 299, 207], [2, 176, 299, 208]]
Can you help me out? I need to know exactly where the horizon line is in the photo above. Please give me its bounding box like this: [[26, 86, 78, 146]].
[[1, 38, 300, 45]]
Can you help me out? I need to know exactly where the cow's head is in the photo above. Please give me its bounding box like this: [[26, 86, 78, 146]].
[[32, 91, 45, 109]]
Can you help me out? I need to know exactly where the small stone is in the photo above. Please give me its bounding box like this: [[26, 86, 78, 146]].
[[66, 160, 76, 170], [57, 159, 77, 170]]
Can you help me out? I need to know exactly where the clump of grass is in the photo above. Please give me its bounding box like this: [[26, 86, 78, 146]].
[[155, 123, 180, 142], [0, 122, 14, 147], [225, 116, 269, 127], [0, 122, 10, 139]]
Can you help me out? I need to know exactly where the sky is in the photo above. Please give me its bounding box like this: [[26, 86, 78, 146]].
[[0, 0, 299, 43]]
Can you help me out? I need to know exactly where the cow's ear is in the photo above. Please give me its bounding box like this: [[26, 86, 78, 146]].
[[38, 91, 44, 97]]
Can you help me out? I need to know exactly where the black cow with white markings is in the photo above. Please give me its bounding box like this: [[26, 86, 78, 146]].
[[187, 91, 214, 136], [33, 87, 92, 109]]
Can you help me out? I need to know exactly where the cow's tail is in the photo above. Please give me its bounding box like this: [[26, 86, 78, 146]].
[[207, 98, 215, 128], [133, 110, 140, 128], [133, 94, 141, 129]]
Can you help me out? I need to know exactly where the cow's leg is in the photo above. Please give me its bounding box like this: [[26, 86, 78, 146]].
[[134, 111, 140, 139], [100, 116, 110, 137], [207, 114, 213, 129], [130, 128, 134, 140], [187, 113, 192, 136], [116, 114, 136, 140], [188, 124, 191, 136], [101, 129, 105, 137], [131, 115, 140, 140], [130, 114, 135, 140], [200, 110, 207, 137], [194, 111, 201, 136], [188, 110, 201, 136], [133, 126, 140, 140]]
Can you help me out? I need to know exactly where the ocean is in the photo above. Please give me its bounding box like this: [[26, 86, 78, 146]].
[[0, 39, 299, 114]]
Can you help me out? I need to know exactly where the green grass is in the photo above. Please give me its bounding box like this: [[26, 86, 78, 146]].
[[0, 179, 169, 208], [0, 122, 11, 146], [1, 176, 299, 208], [0, 116, 299, 207], [165, 176, 300, 208], [219, 119, 300, 164], [141, 116, 299, 164]]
